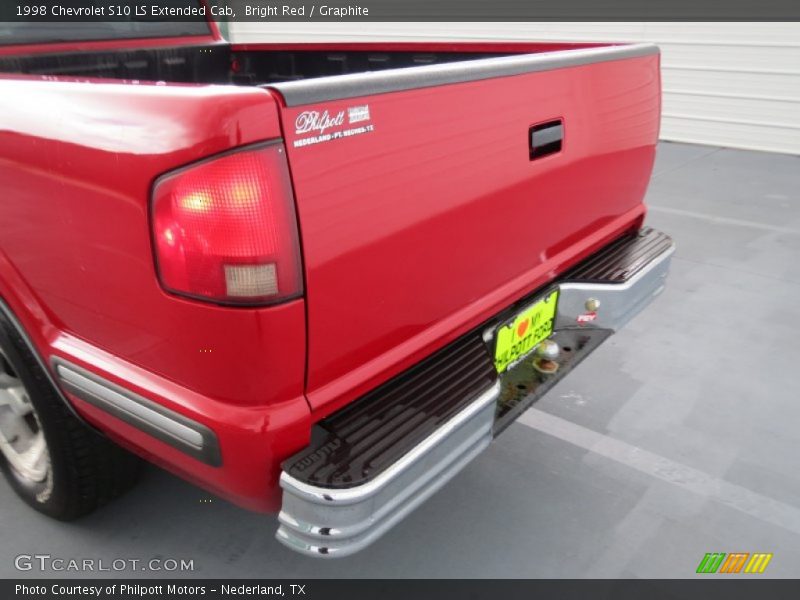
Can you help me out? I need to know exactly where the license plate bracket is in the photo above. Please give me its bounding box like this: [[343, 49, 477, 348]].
[[490, 289, 559, 374]]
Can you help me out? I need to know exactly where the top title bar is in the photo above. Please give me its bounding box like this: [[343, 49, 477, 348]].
[[2, 0, 799, 21]]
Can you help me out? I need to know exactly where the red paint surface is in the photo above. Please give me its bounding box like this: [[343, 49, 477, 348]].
[[276, 52, 660, 417]]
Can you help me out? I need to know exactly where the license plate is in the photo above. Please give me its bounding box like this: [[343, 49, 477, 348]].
[[492, 290, 559, 374]]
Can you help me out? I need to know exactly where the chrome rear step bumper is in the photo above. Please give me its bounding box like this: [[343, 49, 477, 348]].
[[277, 228, 674, 558], [277, 382, 500, 557], [556, 228, 675, 332]]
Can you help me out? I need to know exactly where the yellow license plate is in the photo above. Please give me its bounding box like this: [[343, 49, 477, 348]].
[[493, 290, 559, 374]]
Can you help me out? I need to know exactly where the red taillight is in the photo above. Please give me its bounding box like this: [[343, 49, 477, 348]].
[[151, 144, 302, 305]]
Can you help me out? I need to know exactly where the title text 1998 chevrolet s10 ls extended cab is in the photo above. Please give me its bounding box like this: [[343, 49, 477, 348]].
[[0, 13, 673, 557]]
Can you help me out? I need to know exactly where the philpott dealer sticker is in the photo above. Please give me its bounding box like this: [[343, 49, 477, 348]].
[[293, 105, 375, 148]]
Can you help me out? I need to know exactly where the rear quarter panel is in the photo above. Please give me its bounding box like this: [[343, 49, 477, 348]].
[[0, 76, 309, 510], [0, 77, 303, 406]]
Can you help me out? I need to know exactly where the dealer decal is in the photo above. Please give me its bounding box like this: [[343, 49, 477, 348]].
[[292, 105, 375, 148]]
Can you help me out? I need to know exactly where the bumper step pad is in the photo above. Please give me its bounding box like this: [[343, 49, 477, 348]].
[[283, 333, 497, 489], [564, 226, 673, 284]]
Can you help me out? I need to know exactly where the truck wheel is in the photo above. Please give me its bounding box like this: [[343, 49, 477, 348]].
[[0, 312, 141, 520]]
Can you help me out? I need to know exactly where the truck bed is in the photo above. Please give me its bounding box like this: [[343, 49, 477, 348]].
[[0, 41, 601, 83]]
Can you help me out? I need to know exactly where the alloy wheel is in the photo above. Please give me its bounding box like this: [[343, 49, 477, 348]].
[[0, 348, 49, 483]]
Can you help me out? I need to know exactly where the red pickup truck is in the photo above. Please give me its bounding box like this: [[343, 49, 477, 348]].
[[0, 14, 673, 557]]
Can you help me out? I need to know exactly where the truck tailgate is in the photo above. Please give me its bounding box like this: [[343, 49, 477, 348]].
[[269, 44, 661, 413]]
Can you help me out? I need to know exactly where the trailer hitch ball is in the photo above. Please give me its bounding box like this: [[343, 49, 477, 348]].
[[533, 339, 560, 375]]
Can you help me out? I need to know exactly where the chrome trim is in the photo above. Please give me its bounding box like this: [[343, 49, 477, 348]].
[[53, 359, 222, 467], [57, 366, 202, 448], [555, 243, 676, 331], [276, 381, 501, 557], [268, 43, 659, 107]]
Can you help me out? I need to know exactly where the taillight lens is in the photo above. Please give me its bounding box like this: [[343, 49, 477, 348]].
[[151, 144, 303, 305]]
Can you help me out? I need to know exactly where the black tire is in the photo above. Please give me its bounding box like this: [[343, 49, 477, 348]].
[[0, 307, 142, 520]]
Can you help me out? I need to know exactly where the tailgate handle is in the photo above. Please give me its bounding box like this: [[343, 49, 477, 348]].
[[529, 119, 563, 160]]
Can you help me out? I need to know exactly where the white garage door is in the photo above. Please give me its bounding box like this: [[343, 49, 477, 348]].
[[229, 22, 800, 155]]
